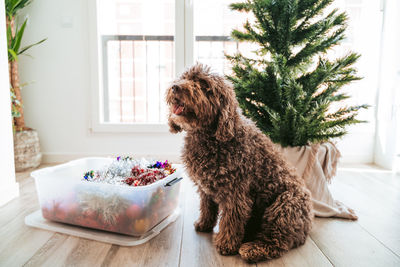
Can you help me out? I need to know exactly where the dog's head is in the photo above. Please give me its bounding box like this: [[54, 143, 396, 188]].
[[166, 63, 238, 141]]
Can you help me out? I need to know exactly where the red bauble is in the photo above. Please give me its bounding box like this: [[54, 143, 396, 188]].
[[54, 209, 68, 221], [126, 204, 142, 219], [66, 203, 79, 215]]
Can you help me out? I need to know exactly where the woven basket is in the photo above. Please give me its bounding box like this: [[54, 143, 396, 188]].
[[14, 129, 42, 171]]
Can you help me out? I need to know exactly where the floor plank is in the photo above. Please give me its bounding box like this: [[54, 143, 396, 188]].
[[310, 217, 400, 267], [330, 171, 400, 256], [336, 170, 400, 215], [24, 234, 81, 266], [310, 168, 400, 267], [0, 228, 54, 267], [0, 176, 54, 267], [365, 171, 400, 190], [101, 213, 183, 267], [62, 239, 111, 267], [257, 237, 333, 267], [24, 228, 111, 267]]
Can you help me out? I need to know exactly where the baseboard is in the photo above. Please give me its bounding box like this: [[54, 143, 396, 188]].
[[0, 182, 19, 207], [338, 154, 373, 164], [42, 152, 183, 164]]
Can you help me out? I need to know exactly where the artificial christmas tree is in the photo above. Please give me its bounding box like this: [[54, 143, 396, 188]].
[[227, 0, 366, 219]]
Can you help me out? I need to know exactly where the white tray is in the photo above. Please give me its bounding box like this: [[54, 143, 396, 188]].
[[25, 208, 180, 246]]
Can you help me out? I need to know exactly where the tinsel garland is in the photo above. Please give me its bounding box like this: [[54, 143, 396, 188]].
[[83, 156, 176, 187]]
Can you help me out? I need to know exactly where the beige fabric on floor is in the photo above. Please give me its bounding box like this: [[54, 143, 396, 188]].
[[277, 142, 358, 220]]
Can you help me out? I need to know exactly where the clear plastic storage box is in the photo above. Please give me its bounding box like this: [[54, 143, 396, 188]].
[[31, 158, 183, 236]]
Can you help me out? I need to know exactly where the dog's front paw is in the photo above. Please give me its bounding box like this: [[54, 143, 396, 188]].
[[214, 233, 240, 255], [194, 219, 214, 232]]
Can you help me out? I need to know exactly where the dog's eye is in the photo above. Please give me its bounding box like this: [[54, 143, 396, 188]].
[[172, 85, 179, 93]]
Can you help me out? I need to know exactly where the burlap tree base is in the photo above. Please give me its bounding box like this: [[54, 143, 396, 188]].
[[277, 142, 358, 220], [14, 129, 42, 172]]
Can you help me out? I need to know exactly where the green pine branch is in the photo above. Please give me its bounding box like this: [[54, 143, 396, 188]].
[[227, 0, 368, 147]]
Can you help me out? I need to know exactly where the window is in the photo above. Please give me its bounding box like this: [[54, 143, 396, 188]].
[[90, 0, 382, 132], [97, 0, 174, 125]]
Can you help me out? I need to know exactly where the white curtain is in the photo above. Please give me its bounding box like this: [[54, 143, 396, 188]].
[[374, 0, 400, 170]]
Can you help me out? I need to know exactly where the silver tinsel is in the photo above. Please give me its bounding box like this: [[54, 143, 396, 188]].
[[77, 190, 131, 224], [84, 157, 159, 186]]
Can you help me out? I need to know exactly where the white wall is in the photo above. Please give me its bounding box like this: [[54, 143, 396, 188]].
[[19, 0, 184, 163], [0, 1, 19, 206], [19, 0, 377, 164]]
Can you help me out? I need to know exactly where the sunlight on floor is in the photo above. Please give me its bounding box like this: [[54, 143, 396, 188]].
[[338, 164, 394, 174]]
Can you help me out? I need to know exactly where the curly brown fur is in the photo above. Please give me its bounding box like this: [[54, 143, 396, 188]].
[[166, 63, 313, 262]]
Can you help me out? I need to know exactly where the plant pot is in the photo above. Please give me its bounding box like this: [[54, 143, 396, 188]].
[[14, 129, 42, 172], [276, 142, 358, 220]]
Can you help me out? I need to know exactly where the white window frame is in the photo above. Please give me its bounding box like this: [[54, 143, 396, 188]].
[[88, 0, 193, 133]]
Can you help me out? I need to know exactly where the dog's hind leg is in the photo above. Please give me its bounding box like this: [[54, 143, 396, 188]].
[[239, 189, 312, 262]]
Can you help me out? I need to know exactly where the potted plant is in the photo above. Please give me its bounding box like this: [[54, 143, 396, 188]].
[[227, 0, 368, 219], [6, 0, 46, 171]]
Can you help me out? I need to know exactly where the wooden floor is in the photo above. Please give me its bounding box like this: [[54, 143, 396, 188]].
[[1, 163, 400, 267]]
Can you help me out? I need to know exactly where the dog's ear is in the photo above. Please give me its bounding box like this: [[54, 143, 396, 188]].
[[215, 91, 237, 142], [198, 76, 211, 93], [168, 114, 182, 133]]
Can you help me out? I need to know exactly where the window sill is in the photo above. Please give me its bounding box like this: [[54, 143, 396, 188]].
[[90, 123, 170, 133]]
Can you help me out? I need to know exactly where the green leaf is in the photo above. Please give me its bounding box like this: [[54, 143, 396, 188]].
[[8, 49, 18, 61], [18, 38, 47, 55], [6, 23, 13, 43], [229, 2, 251, 12], [6, 0, 32, 16], [13, 19, 28, 53]]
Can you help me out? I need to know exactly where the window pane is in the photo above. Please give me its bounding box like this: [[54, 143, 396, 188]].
[[193, 0, 256, 75], [324, 0, 381, 121], [98, 0, 175, 123]]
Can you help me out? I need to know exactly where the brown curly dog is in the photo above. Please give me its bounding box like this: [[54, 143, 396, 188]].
[[166, 63, 313, 262]]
